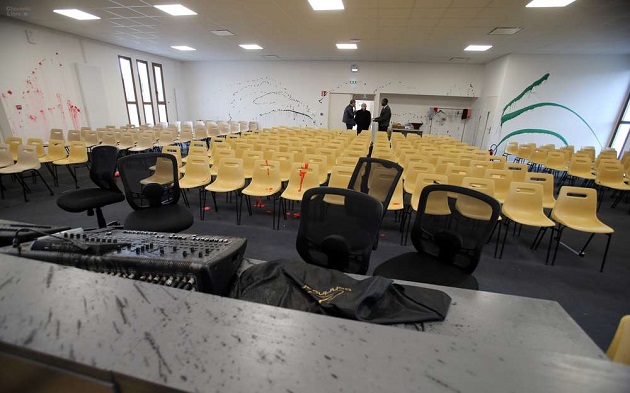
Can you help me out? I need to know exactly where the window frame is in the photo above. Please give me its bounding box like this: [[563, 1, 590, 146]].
[[117, 55, 141, 127], [136, 59, 156, 125], [609, 88, 630, 156], [152, 62, 168, 123]]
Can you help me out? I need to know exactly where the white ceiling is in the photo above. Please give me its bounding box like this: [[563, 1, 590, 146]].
[[3, 0, 630, 64]]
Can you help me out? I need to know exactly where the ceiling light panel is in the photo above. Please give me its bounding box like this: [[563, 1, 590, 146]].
[[53, 9, 100, 20], [171, 45, 196, 51], [464, 45, 492, 51], [309, 0, 345, 11], [489, 27, 522, 35], [211, 30, 235, 36], [526, 0, 577, 7], [336, 43, 357, 50], [154, 4, 197, 16], [240, 44, 263, 50]]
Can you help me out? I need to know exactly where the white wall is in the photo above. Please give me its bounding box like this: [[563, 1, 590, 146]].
[[0, 19, 185, 140], [183, 60, 484, 132], [480, 54, 630, 154]]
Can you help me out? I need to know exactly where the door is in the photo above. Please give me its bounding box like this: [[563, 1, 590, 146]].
[[328, 93, 353, 130]]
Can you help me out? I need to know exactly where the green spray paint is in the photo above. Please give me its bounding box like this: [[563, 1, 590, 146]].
[[501, 73, 550, 117], [496, 72, 602, 148], [501, 102, 602, 147], [496, 129, 568, 150]]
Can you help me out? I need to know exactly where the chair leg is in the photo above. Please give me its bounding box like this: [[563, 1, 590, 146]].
[[15, 173, 29, 202], [95, 207, 107, 228], [181, 190, 190, 207], [499, 219, 511, 259], [550, 225, 565, 266], [600, 233, 612, 272], [236, 192, 243, 225], [65, 164, 79, 189], [34, 170, 54, 196], [211, 191, 218, 213], [245, 195, 253, 216], [198, 188, 204, 219]]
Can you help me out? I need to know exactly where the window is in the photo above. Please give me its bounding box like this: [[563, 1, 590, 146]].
[[136, 60, 155, 125], [152, 63, 168, 123], [610, 90, 630, 156], [118, 56, 141, 126]]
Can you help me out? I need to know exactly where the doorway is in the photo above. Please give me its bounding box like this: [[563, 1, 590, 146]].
[[327, 93, 375, 131]]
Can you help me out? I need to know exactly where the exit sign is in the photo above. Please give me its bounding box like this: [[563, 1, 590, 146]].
[[350, 80, 357, 85]]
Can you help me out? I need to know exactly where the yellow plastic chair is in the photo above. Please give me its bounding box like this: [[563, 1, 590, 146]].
[[549, 186, 613, 271], [565, 156, 595, 186], [271, 151, 295, 183], [0, 146, 54, 201], [336, 155, 359, 168], [445, 165, 473, 188], [67, 129, 82, 143], [457, 177, 498, 220], [26, 138, 46, 158], [0, 145, 12, 169], [505, 162, 528, 182], [528, 148, 549, 172], [129, 132, 155, 152], [100, 130, 118, 146], [53, 141, 88, 189], [5, 136, 23, 161], [205, 157, 246, 223], [515, 143, 535, 163], [242, 150, 264, 179], [607, 315, 630, 365], [484, 169, 513, 204], [242, 159, 282, 229], [49, 128, 65, 143], [525, 172, 556, 209], [489, 155, 506, 169], [179, 154, 212, 217], [140, 156, 177, 185], [595, 164, 630, 210], [163, 145, 183, 172], [209, 149, 236, 176], [470, 160, 493, 178], [435, 156, 460, 174], [305, 154, 330, 184], [544, 150, 569, 177], [324, 165, 355, 205], [498, 182, 555, 259], [504, 142, 518, 158], [280, 162, 321, 222], [401, 173, 450, 245]]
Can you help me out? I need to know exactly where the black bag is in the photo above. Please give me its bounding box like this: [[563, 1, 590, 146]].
[[229, 259, 451, 324]]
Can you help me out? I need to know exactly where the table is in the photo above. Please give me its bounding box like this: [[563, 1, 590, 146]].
[[390, 128, 423, 137], [1, 253, 629, 393]]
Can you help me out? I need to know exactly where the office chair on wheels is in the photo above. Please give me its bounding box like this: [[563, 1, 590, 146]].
[[117, 153, 193, 232], [296, 187, 383, 275], [373, 184, 501, 290], [57, 145, 125, 228]]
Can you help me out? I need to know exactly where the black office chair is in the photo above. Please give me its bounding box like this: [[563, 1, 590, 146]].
[[373, 184, 501, 290], [117, 153, 193, 233], [348, 157, 403, 249], [296, 187, 383, 275], [57, 145, 125, 228]]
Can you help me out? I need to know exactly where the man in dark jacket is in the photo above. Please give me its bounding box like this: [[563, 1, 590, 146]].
[[373, 98, 391, 132], [354, 103, 371, 135], [342, 99, 356, 130]]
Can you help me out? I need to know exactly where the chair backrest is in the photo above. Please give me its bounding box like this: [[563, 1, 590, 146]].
[[503, 182, 544, 214], [182, 154, 211, 182], [524, 172, 556, 207], [249, 159, 281, 189], [49, 128, 65, 141], [26, 138, 46, 158], [348, 157, 403, 216], [484, 169, 513, 202], [607, 315, 630, 365], [285, 162, 320, 195], [271, 151, 294, 182], [445, 165, 473, 187], [163, 145, 183, 168], [505, 162, 528, 182], [410, 184, 501, 274], [296, 187, 383, 274], [551, 186, 599, 223], [215, 157, 245, 182], [117, 153, 182, 210], [67, 141, 88, 161], [89, 145, 122, 192], [16, 146, 41, 170]]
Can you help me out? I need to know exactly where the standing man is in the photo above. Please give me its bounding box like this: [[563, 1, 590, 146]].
[[342, 99, 356, 130], [373, 98, 391, 132], [354, 103, 371, 135]]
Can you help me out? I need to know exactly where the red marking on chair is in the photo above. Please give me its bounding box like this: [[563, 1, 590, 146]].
[[204, 206, 211, 211], [379, 233, 386, 238], [298, 162, 309, 192], [293, 213, 300, 219], [114, 171, 120, 178]]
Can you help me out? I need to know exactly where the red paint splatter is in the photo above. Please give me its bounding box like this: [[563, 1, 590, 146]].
[[67, 100, 81, 130], [7, 90, 12, 95], [298, 162, 309, 192], [29, 115, 37, 121]]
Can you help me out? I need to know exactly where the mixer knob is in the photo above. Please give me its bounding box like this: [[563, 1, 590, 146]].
[[182, 251, 188, 257], [150, 243, 154, 249], [190, 247, 195, 252], [160, 247, 164, 255], [205, 248, 210, 254], [116, 246, 122, 253], [135, 248, 141, 254], [173, 246, 177, 252]]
